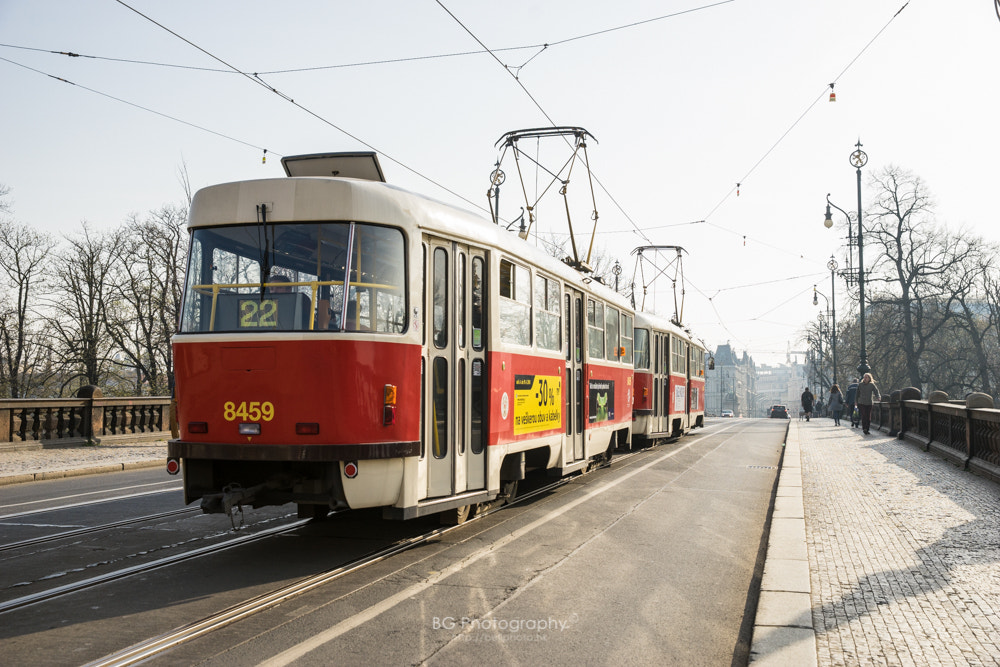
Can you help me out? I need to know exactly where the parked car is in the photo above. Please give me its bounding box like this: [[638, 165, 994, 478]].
[[721, 409, 734, 418], [769, 405, 789, 419]]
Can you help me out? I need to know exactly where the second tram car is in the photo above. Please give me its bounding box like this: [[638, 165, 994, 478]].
[[631, 311, 706, 445], [167, 152, 634, 523]]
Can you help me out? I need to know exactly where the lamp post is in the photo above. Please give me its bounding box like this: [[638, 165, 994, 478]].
[[826, 256, 838, 386], [825, 141, 869, 377], [813, 278, 837, 387]]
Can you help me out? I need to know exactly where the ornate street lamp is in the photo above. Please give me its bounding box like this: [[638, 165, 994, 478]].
[[827, 256, 838, 386], [824, 141, 869, 377]]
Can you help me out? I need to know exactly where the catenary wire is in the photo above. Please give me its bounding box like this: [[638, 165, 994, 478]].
[[0, 1, 736, 76], [0, 55, 273, 155], [112, 0, 488, 215]]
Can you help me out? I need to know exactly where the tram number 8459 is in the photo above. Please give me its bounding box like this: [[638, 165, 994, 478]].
[[223, 401, 275, 422]]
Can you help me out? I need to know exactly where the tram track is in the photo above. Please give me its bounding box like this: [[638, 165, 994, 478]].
[[0, 506, 201, 553], [0, 513, 308, 615], [85, 472, 588, 667]]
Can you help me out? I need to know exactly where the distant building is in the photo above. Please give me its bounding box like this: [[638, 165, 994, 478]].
[[707, 344, 806, 417]]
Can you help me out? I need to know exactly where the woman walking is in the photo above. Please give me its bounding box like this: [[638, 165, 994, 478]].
[[828, 384, 844, 426], [856, 373, 881, 435]]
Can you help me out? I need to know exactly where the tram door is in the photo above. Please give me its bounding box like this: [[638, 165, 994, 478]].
[[425, 239, 487, 499], [684, 342, 692, 428], [564, 289, 585, 461], [653, 332, 669, 435]]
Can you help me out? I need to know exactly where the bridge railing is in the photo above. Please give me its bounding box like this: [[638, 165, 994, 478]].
[[0, 385, 171, 451], [871, 388, 1000, 485]]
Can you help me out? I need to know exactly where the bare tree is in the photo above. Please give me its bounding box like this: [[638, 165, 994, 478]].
[[105, 205, 187, 395], [0, 203, 55, 397], [863, 166, 972, 390], [44, 223, 125, 395]]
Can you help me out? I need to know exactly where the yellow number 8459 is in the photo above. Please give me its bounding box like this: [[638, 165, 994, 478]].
[[224, 401, 275, 422]]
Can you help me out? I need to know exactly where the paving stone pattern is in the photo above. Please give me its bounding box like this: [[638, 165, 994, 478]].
[[801, 425, 1000, 666], [0, 441, 167, 478]]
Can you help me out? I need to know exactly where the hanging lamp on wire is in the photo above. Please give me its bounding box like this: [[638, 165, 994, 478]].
[[828, 83, 836, 102]]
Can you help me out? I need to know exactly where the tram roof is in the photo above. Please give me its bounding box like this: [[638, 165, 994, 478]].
[[188, 175, 630, 309], [633, 309, 700, 347]]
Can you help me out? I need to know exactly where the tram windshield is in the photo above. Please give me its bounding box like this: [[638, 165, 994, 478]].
[[179, 222, 406, 334]]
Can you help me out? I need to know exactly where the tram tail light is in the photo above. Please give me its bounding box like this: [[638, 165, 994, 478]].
[[383, 383, 397, 426], [166, 457, 181, 475], [296, 422, 320, 435], [188, 421, 208, 434]]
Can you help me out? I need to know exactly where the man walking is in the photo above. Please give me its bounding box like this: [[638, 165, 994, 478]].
[[800, 387, 815, 422]]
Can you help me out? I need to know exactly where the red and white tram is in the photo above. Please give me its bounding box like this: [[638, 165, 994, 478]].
[[167, 152, 633, 522], [631, 311, 706, 445]]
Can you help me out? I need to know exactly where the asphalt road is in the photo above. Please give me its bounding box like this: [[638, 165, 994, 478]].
[[0, 419, 785, 666]]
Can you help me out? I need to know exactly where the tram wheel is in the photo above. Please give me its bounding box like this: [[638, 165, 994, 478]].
[[440, 504, 473, 525]]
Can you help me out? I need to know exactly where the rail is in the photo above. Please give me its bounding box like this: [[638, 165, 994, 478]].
[[0, 386, 171, 451], [871, 388, 1000, 484]]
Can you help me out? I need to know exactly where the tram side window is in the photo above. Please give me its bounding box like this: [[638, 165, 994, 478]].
[[694, 348, 705, 376], [472, 256, 485, 350], [620, 313, 634, 364], [534, 274, 561, 351], [499, 259, 530, 346], [605, 306, 620, 360], [433, 247, 448, 349], [587, 299, 605, 360], [634, 328, 650, 369], [671, 336, 686, 374]]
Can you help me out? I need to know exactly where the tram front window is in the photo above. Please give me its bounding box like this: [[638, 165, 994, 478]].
[[180, 222, 406, 334]]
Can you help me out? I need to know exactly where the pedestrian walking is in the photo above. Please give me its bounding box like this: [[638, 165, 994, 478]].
[[855, 372, 881, 435], [800, 387, 815, 422], [828, 384, 844, 426], [845, 378, 859, 427]]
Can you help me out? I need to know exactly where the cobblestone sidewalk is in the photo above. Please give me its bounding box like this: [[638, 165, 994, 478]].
[[0, 441, 168, 484], [799, 422, 1000, 666]]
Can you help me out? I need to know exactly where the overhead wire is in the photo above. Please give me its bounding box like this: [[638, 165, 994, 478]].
[[0, 55, 273, 155], [0, 1, 737, 77], [676, 1, 912, 349], [111, 0, 487, 215]]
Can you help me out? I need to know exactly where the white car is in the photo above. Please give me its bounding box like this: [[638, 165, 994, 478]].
[[721, 410, 734, 418]]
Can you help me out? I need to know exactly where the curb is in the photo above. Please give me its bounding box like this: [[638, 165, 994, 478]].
[[0, 459, 164, 487], [749, 420, 817, 665]]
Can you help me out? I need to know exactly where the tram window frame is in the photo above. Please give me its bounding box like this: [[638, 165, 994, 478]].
[[620, 313, 634, 364], [690, 346, 705, 377], [179, 221, 407, 335], [605, 306, 620, 361], [499, 259, 531, 346], [458, 252, 466, 349], [671, 336, 686, 374], [472, 256, 486, 351], [634, 328, 650, 370], [534, 273, 561, 352], [432, 247, 448, 349], [587, 299, 605, 360]]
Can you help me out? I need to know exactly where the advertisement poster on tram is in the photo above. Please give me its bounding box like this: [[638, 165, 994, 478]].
[[588, 379, 615, 423], [513, 374, 562, 435]]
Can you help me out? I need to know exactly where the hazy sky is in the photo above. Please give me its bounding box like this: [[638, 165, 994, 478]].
[[3, 1, 998, 366]]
